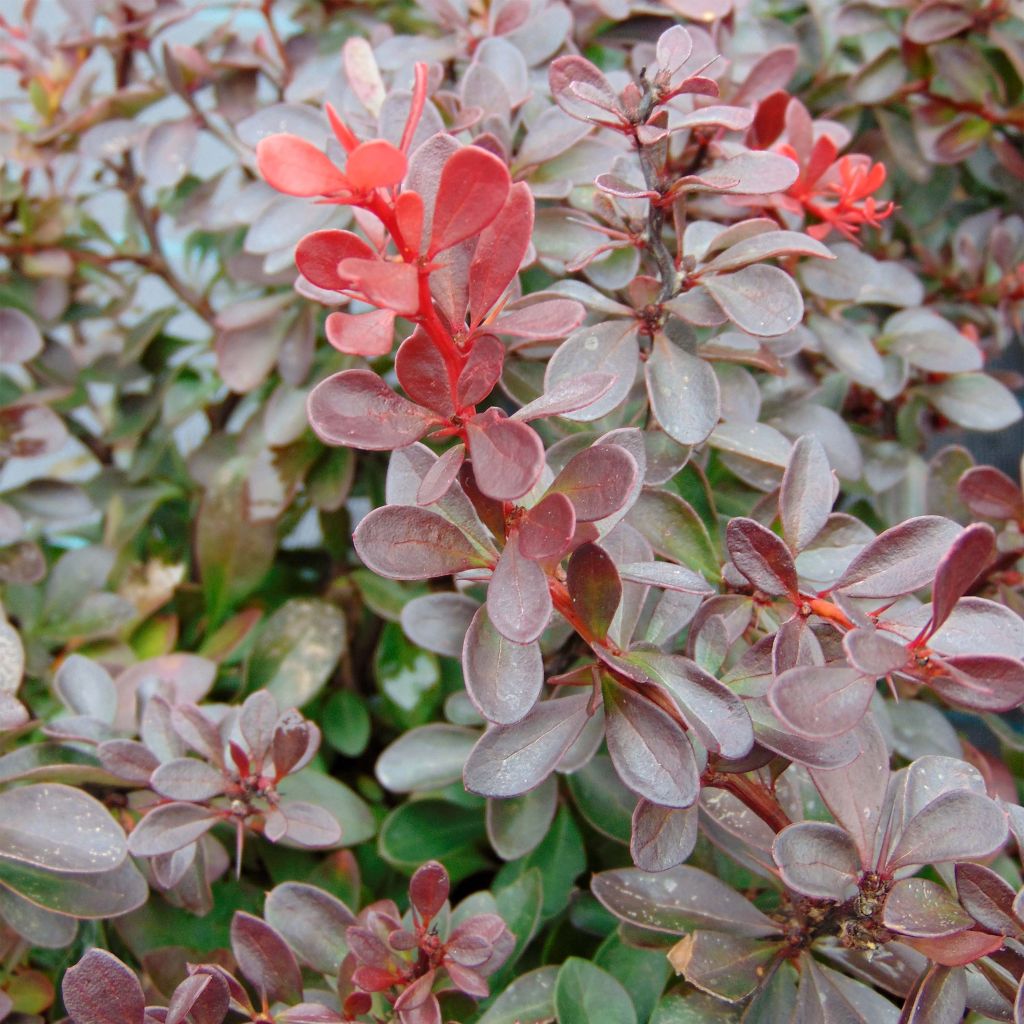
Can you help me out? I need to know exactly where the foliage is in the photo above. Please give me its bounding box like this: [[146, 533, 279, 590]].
[[0, 0, 1022, 1022]]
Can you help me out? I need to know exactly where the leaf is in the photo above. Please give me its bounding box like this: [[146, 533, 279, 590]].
[[567, 543, 621, 642], [630, 801, 698, 873], [465, 411, 545, 501], [922, 373, 1022, 432], [679, 152, 798, 195], [668, 931, 779, 1003], [376, 724, 478, 792], [956, 466, 1022, 521], [549, 444, 640, 522], [463, 694, 592, 798], [428, 146, 511, 256], [545, 321, 639, 422], [344, 138, 406, 189], [231, 911, 304, 1005], [887, 790, 1008, 870], [898, 966, 966, 1024], [772, 822, 861, 899], [265, 882, 355, 975], [702, 265, 803, 337], [54, 654, 117, 723], [487, 538, 552, 644], [257, 134, 348, 196], [324, 308, 396, 358], [518, 492, 576, 561], [248, 598, 347, 707], [702, 231, 833, 275], [487, 777, 558, 861], [294, 229, 374, 290], [464, 605, 544, 724], [843, 628, 907, 677], [151, 759, 225, 802], [770, 665, 874, 738], [549, 55, 622, 124], [457, 334, 505, 408], [476, 966, 558, 1024], [780, 435, 834, 553], [928, 522, 995, 634], [126, 803, 219, 857], [470, 181, 534, 320], [0, 784, 127, 873], [0, 856, 147, 918], [165, 973, 230, 1024], [901, 929, 1003, 967], [832, 516, 963, 599], [629, 489, 720, 580], [62, 950, 145, 1024], [883, 878, 973, 938], [378, 799, 486, 872], [603, 677, 700, 809], [0, 308, 43, 363], [617, 561, 713, 594], [354, 505, 489, 580], [400, 593, 478, 658], [954, 863, 1020, 934], [726, 517, 798, 597], [555, 958, 637, 1024], [905, 1, 977, 44], [511, 373, 616, 423], [645, 334, 721, 445]]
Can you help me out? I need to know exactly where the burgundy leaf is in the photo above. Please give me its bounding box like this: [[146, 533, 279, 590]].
[[279, 801, 342, 847], [492, 298, 585, 339], [928, 522, 995, 635], [567, 542, 621, 642], [63, 950, 146, 1024], [457, 334, 505, 408], [518, 492, 576, 561], [409, 861, 449, 921], [832, 516, 963, 599], [231, 911, 304, 1005], [954, 863, 1020, 935], [400, 593, 478, 658], [295, 229, 374, 290], [901, 930, 1004, 968], [772, 822, 861, 899], [463, 693, 592, 798], [165, 972, 229, 1024], [465, 410, 545, 500], [325, 308, 396, 358], [603, 677, 700, 809], [630, 800, 698, 873], [769, 665, 874, 738], [428, 146, 511, 256], [272, 710, 313, 778], [308, 370, 438, 450], [353, 505, 490, 580], [487, 536, 552, 644], [395, 327, 456, 417], [956, 466, 1022, 521], [779, 435, 834, 553], [264, 882, 356, 975], [726, 517, 799, 597], [239, 690, 278, 762], [617, 561, 713, 594], [469, 181, 534, 321], [463, 605, 543, 724], [931, 654, 1024, 712], [98, 740, 161, 784], [668, 931, 777, 1003], [843, 628, 908, 677], [544, 321, 639, 422], [549, 444, 639, 522]]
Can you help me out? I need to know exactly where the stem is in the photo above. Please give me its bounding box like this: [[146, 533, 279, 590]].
[[704, 770, 792, 833]]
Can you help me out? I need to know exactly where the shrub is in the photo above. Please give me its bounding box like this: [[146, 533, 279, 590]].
[[0, 0, 1022, 1021]]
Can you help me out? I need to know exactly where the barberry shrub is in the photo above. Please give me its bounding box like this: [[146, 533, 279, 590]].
[[0, 0, 1022, 1022]]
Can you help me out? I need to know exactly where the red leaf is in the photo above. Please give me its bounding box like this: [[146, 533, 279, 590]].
[[308, 369, 437, 450], [295, 229, 374, 291], [567, 542, 621, 641], [548, 444, 639, 522], [409, 861, 449, 921], [901, 930, 1004, 967], [493, 298, 585, 339], [325, 308, 396, 357], [231, 912, 304, 1005], [518, 492, 576, 561], [427, 146, 511, 257], [336, 257, 419, 315], [257, 134, 349, 197], [469, 181, 534, 322], [465, 410, 544, 500], [395, 328, 456, 417], [344, 139, 407, 190], [395, 190, 425, 253], [457, 334, 504, 408]]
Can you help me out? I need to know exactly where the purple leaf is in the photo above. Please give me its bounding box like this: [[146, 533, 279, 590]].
[[127, 803, 220, 857], [905, 1, 975, 43], [239, 690, 278, 763], [899, 966, 966, 1024], [278, 801, 342, 847], [231, 911, 304, 1005], [931, 654, 1024, 712], [465, 410, 545, 500], [726, 517, 799, 597], [98, 740, 161, 784], [264, 882, 355, 975], [150, 759, 226, 802], [772, 822, 861, 899], [549, 444, 639, 522], [843, 628, 908, 677], [779, 435, 834, 553], [165, 972, 229, 1024], [701, 265, 803, 337], [353, 505, 489, 580], [63, 950, 145, 1024], [887, 790, 1008, 871], [463, 694, 592, 798], [954, 863, 1020, 935], [308, 370, 438, 450], [487, 537, 552, 644], [668, 931, 779, 1003], [0, 307, 43, 363], [463, 605, 543, 724], [603, 677, 700, 809], [928, 523, 995, 635], [567, 543, 620, 642], [545, 321, 639, 422], [770, 665, 874, 738], [630, 801, 698, 873], [518, 492, 576, 561], [492, 298, 585, 339], [701, 230, 833, 275], [883, 878, 973, 938], [832, 516, 963, 599], [511, 373, 616, 423], [644, 334, 720, 445]]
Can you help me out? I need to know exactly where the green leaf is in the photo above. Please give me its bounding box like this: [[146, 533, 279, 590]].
[[247, 598, 347, 707], [477, 966, 559, 1024], [378, 799, 486, 874], [594, 932, 672, 1024], [322, 690, 370, 756], [493, 869, 544, 980], [375, 621, 440, 713], [555, 957, 637, 1024], [629, 489, 720, 580], [566, 754, 634, 844]]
